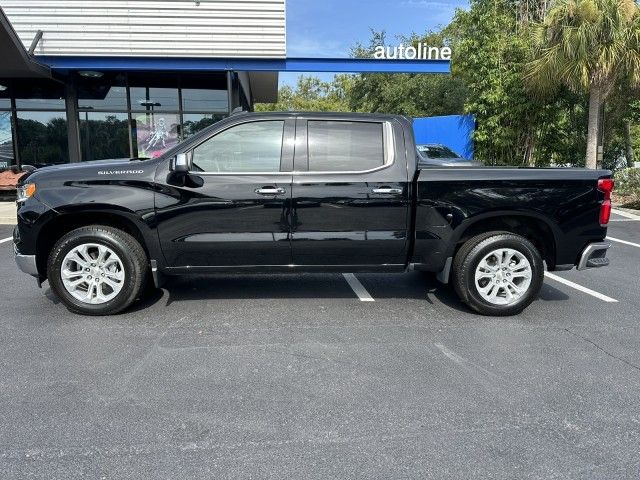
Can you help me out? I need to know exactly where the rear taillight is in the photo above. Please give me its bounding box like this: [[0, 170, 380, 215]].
[[597, 178, 614, 226]]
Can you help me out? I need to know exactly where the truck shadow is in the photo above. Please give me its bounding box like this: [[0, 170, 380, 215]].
[[538, 283, 571, 302], [133, 271, 571, 314]]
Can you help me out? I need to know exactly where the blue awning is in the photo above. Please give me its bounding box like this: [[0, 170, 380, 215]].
[[35, 56, 450, 74]]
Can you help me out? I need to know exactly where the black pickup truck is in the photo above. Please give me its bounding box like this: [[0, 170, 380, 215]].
[[13, 112, 613, 316]]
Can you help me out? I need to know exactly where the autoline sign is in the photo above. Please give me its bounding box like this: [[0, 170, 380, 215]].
[[373, 44, 452, 60]]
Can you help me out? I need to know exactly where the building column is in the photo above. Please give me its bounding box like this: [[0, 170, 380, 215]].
[[9, 97, 21, 168], [226, 71, 233, 114], [226, 71, 241, 113], [64, 80, 82, 163]]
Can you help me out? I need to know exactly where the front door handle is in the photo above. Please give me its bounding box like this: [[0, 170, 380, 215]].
[[371, 187, 403, 195], [255, 186, 286, 195]]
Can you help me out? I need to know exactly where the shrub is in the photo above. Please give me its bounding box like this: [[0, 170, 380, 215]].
[[614, 167, 640, 197]]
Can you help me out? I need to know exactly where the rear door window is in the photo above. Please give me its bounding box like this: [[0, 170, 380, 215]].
[[307, 120, 384, 172]]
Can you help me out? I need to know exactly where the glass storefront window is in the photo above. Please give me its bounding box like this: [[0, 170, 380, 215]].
[[0, 112, 14, 168], [16, 111, 68, 167], [132, 112, 180, 158], [78, 85, 128, 111], [15, 97, 66, 110], [130, 87, 179, 112], [182, 89, 228, 113], [182, 113, 225, 138], [80, 112, 130, 161], [13, 81, 66, 110], [0, 74, 236, 167]]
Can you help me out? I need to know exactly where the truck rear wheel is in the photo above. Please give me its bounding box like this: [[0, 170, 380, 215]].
[[452, 232, 544, 316], [47, 226, 148, 315]]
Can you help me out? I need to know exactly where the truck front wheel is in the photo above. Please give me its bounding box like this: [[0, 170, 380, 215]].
[[47, 226, 148, 315], [452, 232, 544, 316]]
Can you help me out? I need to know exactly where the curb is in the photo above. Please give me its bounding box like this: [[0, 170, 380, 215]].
[[0, 202, 16, 225], [612, 207, 640, 220], [613, 205, 640, 215]]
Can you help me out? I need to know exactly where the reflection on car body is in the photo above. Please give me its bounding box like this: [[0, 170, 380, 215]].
[[417, 143, 480, 167]]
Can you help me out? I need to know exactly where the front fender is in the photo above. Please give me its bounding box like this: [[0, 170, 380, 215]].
[[20, 180, 165, 278]]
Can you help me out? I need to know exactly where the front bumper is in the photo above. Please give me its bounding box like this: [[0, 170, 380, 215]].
[[15, 250, 38, 276], [13, 226, 39, 277], [577, 241, 611, 270]]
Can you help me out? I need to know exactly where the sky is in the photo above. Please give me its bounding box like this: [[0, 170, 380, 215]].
[[280, 0, 468, 87]]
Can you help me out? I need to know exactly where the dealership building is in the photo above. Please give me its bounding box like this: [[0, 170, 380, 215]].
[[0, 0, 450, 168]]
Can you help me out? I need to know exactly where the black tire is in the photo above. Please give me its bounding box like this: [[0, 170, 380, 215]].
[[47, 226, 148, 315], [452, 231, 544, 316]]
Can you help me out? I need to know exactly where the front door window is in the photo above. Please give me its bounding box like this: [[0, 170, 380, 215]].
[[191, 121, 285, 173]]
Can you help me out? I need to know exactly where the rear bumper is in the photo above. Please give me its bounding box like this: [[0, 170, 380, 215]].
[[577, 241, 611, 270]]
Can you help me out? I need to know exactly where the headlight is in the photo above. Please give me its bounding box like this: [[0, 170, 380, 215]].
[[16, 183, 36, 203]]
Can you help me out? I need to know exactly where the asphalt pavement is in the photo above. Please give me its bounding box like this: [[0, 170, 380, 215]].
[[0, 212, 639, 479]]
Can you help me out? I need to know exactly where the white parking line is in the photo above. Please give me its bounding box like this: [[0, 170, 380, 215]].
[[607, 236, 640, 249], [343, 273, 375, 302], [612, 209, 640, 220], [0, 237, 12, 244], [544, 272, 618, 303]]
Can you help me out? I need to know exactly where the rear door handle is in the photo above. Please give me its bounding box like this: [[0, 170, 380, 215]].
[[255, 186, 286, 195], [371, 187, 403, 195]]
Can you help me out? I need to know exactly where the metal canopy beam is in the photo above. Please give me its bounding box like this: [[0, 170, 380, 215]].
[[0, 9, 51, 79]]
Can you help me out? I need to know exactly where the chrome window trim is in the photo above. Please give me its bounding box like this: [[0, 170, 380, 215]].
[[185, 119, 395, 176], [294, 120, 395, 175]]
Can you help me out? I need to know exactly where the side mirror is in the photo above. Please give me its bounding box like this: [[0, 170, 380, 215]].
[[173, 153, 190, 173]]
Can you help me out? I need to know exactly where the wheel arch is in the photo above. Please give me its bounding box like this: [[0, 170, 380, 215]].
[[36, 209, 157, 279], [449, 212, 560, 269]]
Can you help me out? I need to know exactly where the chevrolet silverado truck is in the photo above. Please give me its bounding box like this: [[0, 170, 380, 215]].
[[13, 112, 613, 316]]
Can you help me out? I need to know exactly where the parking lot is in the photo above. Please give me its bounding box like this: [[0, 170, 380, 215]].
[[1, 211, 639, 479]]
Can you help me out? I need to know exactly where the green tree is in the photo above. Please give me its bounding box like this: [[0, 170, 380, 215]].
[[255, 75, 352, 112], [347, 30, 467, 116], [257, 29, 467, 119], [598, 84, 640, 169], [448, 0, 548, 165], [527, 0, 640, 168]]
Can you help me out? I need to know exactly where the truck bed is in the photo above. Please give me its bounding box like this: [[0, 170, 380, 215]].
[[412, 167, 611, 272]]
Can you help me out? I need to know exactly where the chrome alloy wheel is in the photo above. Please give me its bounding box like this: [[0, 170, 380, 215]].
[[474, 248, 532, 306], [60, 243, 125, 305]]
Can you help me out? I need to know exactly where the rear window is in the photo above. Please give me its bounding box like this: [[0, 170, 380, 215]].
[[307, 120, 384, 171]]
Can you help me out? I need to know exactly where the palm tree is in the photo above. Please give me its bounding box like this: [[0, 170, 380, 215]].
[[527, 0, 640, 168]]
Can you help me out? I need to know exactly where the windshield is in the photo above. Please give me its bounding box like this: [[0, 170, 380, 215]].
[[417, 145, 462, 159]]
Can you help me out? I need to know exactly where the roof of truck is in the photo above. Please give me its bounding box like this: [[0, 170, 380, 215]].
[[233, 110, 412, 122], [159, 110, 415, 163]]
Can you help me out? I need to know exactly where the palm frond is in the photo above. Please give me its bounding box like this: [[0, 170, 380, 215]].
[[526, 0, 640, 96]]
